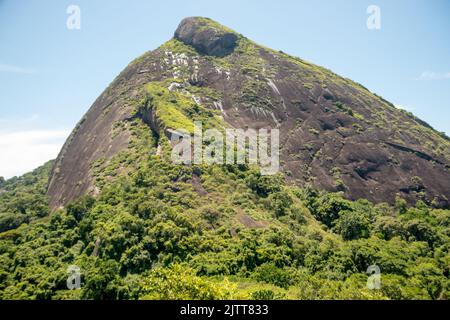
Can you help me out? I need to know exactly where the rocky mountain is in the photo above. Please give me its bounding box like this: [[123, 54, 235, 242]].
[[2, 18, 450, 301], [48, 17, 450, 210]]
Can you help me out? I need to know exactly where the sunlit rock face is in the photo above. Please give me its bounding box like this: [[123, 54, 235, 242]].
[[47, 17, 450, 210], [174, 17, 239, 57]]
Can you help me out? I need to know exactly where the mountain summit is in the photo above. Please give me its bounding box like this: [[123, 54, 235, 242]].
[[47, 17, 450, 210], [2, 16, 450, 302], [174, 17, 239, 57]]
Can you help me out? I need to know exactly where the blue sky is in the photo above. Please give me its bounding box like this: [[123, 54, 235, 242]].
[[0, 0, 449, 178]]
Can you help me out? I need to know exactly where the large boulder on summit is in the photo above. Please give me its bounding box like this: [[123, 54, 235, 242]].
[[174, 17, 239, 57]]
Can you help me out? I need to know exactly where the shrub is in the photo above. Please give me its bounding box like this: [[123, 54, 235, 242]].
[[333, 210, 370, 240], [373, 216, 407, 240], [252, 263, 292, 289], [251, 289, 285, 300], [201, 206, 221, 226], [405, 219, 440, 247], [267, 192, 293, 217], [66, 196, 95, 221], [308, 192, 353, 228], [0, 213, 28, 233], [245, 170, 283, 197], [140, 264, 237, 300]]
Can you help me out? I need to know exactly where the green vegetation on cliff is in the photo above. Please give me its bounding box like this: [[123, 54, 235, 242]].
[[2, 17, 450, 301], [0, 151, 449, 300]]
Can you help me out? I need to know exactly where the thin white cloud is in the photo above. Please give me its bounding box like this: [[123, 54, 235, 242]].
[[415, 71, 450, 81], [0, 63, 36, 74], [0, 114, 40, 127], [0, 129, 70, 179]]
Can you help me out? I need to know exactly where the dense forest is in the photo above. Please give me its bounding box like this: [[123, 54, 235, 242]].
[[1, 148, 449, 299]]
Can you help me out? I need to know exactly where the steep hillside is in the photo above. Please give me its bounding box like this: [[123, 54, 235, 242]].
[[47, 17, 450, 210], [1, 142, 449, 299], [0, 161, 52, 233], [1, 17, 449, 301]]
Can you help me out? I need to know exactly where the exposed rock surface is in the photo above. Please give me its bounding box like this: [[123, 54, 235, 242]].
[[47, 17, 450, 210], [174, 17, 239, 57]]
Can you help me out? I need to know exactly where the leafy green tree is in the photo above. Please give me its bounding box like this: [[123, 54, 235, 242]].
[[395, 196, 408, 214], [252, 263, 293, 289], [0, 212, 28, 233], [120, 243, 152, 274], [373, 216, 407, 240], [405, 219, 440, 247], [66, 196, 95, 221], [407, 261, 446, 300], [140, 264, 237, 300], [245, 170, 283, 197], [267, 191, 293, 217], [82, 258, 124, 300], [201, 206, 221, 227], [309, 192, 353, 228], [333, 210, 371, 240]]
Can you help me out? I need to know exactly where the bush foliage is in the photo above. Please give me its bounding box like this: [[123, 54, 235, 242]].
[[0, 155, 449, 300]]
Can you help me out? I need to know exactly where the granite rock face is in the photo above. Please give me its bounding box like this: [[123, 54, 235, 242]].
[[174, 17, 239, 57], [47, 17, 450, 210]]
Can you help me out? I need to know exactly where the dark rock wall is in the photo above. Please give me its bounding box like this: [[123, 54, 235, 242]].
[[47, 18, 450, 210]]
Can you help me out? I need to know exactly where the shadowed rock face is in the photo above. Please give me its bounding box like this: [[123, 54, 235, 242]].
[[174, 17, 239, 57], [47, 17, 450, 210]]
